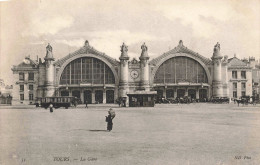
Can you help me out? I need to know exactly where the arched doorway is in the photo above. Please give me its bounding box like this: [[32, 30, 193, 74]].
[[72, 90, 80, 99], [59, 57, 116, 104], [166, 89, 174, 98], [188, 89, 196, 100], [61, 90, 69, 96], [199, 89, 207, 100], [177, 89, 185, 98], [95, 90, 103, 103], [84, 90, 92, 104], [106, 90, 114, 103]]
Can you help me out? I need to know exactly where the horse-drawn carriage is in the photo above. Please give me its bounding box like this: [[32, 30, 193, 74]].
[[35, 96, 79, 109], [211, 97, 229, 104], [235, 96, 256, 106]]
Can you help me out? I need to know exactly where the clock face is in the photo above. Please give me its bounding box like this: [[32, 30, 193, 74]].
[[130, 70, 139, 79]]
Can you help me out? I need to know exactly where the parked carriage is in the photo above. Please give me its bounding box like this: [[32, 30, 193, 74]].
[[35, 96, 78, 109], [211, 97, 229, 104]]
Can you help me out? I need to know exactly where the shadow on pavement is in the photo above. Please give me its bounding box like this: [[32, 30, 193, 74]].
[[89, 130, 108, 132]]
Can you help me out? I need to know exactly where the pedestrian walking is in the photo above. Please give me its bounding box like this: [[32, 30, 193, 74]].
[[105, 108, 116, 131], [49, 104, 53, 113]]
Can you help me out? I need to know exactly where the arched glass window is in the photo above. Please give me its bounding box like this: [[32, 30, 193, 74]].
[[60, 57, 115, 85], [154, 56, 208, 84]]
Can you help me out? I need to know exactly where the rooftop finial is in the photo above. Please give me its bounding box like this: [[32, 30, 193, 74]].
[[84, 40, 89, 47], [179, 40, 183, 46]]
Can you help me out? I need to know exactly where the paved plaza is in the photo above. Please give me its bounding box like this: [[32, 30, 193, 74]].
[[0, 103, 260, 165]]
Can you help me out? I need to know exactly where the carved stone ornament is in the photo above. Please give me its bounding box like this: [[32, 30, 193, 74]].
[[131, 58, 138, 64], [122, 60, 128, 67]]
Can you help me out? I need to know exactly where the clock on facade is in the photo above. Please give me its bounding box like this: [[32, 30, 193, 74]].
[[130, 70, 139, 79]]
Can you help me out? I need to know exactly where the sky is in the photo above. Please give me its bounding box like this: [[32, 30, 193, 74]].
[[0, 0, 259, 85]]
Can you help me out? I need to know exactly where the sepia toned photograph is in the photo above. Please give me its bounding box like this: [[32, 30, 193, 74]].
[[0, 0, 260, 164]]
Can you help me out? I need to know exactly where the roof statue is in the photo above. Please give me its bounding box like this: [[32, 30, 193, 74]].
[[121, 42, 128, 53], [46, 43, 52, 52], [141, 42, 148, 52], [212, 42, 222, 58], [119, 42, 129, 59], [140, 42, 149, 59], [45, 43, 54, 59], [213, 42, 220, 54]]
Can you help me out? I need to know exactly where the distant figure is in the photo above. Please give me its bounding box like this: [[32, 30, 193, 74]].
[[85, 100, 88, 108], [49, 104, 53, 113], [106, 108, 116, 131]]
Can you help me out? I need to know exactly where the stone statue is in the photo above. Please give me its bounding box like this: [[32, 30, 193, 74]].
[[214, 42, 220, 53], [141, 42, 148, 53], [46, 43, 52, 52], [120, 42, 128, 53]]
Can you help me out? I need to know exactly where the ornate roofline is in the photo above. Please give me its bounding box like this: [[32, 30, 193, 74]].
[[54, 45, 120, 67], [150, 41, 211, 66]]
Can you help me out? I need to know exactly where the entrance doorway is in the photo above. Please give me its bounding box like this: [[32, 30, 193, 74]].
[[72, 90, 80, 99], [84, 90, 92, 104], [106, 90, 114, 103], [95, 90, 103, 103], [61, 90, 69, 96], [177, 89, 185, 98], [166, 89, 174, 98], [156, 90, 163, 103], [199, 89, 207, 100], [188, 89, 196, 100]]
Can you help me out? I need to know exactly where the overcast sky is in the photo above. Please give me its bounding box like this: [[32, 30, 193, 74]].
[[0, 0, 259, 85]]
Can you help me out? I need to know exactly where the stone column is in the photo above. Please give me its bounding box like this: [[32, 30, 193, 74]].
[[44, 43, 55, 97], [69, 89, 72, 96], [185, 88, 188, 96], [80, 89, 84, 104], [163, 88, 166, 98], [174, 88, 177, 98], [103, 89, 106, 103], [222, 56, 229, 97], [211, 42, 223, 97], [92, 90, 95, 104], [119, 43, 130, 106], [139, 43, 150, 91], [196, 88, 199, 99]]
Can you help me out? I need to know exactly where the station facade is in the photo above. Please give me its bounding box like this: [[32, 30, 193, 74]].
[[11, 40, 259, 105]]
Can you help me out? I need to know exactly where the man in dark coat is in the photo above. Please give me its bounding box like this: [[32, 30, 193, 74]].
[[106, 111, 113, 131]]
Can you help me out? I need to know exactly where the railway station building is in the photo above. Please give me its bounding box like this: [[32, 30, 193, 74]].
[[11, 40, 259, 105]]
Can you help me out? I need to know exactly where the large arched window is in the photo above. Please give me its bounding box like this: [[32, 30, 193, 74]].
[[154, 56, 208, 84], [60, 57, 115, 85]]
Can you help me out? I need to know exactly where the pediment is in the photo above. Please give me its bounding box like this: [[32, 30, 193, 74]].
[[54, 45, 120, 67], [150, 42, 211, 66]]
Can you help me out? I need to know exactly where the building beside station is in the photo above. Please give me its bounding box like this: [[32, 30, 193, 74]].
[[11, 40, 260, 105]]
